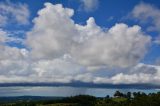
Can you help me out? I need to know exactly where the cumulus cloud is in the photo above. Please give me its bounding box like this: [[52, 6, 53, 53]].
[[27, 3, 151, 69], [27, 3, 77, 59], [0, 45, 30, 82], [0, 44, 83, 83], [73, 19, 151, 69], [79, 0, 99, 12], [0, 2, 159, 85], [0, 0, 30, 26], [25, 3, 154, 84]]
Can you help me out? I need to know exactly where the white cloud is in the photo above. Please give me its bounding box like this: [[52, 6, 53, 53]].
[[27, 3, 151, 69], [116, 63, 160, 84], [29, 58, 83, 83], [0, 29, 24, 45], [131, 2, 160, 44], [92, 63, 160, 84], [26, 3, 77, 60], [111, 73, 153, 84], [131, 2, 160, 31], [72, 63, 160, 84], [0, 45, 30, 81], [0, 46, 27, 60], [0, 44, 83, 83], [0, 2, 159, 85], [79, 0, 99, 12], [0, 30, 29, 79], [0, 0, 30, 26], [73, 19, 151, 68], [0, 29, 7, 43]]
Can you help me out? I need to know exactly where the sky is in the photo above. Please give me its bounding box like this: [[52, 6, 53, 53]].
[[0, 0, 160, 87]]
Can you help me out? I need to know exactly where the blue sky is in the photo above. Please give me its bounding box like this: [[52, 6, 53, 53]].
[[0, 0, 160, 86]]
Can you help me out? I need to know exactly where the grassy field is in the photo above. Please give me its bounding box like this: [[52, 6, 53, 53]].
[[39, 103, 77, 106], [112, 97, 127, 102]]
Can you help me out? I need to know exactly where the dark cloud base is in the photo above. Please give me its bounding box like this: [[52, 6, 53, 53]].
[[0, 82, 160, 89]]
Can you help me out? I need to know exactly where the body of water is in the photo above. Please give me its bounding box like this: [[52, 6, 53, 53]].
[[0, 86, 159, 97]]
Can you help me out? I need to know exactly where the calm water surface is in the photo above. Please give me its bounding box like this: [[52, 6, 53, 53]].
[[0, 86, 159, 97]]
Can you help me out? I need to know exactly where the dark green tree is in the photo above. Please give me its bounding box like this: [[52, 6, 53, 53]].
[[127, 92, 131, 99]]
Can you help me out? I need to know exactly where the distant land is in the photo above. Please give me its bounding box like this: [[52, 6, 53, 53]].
[[0, 96, 63, 103]]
